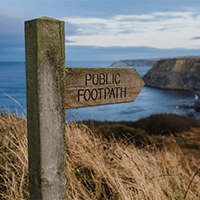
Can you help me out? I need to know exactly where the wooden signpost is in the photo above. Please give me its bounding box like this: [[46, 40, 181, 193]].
[[25, 17, 144, 200]]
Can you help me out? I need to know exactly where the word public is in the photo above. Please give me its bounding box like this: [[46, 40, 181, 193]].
[[78, 73, 127, 101]]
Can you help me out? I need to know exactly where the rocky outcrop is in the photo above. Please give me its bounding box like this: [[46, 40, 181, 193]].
[[143, 58, 200, 92], [111, 59, 159, 66]]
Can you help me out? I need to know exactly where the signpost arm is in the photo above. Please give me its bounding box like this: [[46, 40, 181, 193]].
[[25, 17, 66, 200]]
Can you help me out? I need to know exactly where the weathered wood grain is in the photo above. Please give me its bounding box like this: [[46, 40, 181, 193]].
[[65, 67, 145, 108], [25, 17, 66, 200]]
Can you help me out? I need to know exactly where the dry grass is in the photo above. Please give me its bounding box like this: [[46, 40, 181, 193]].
[[0, 113, 200, 199], [0, 113, 28, 199]]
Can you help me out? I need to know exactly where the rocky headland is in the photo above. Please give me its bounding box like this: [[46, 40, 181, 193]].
[[143, 57, 200, 92], [143, 57, 200, 112], [111, 59, 159, 66]]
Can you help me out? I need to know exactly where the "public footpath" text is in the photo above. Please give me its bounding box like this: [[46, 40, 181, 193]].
[[77, 73, 126, 101]]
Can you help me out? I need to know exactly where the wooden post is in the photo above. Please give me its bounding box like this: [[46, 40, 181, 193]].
[[25, 16, 145, 200], [25, 17, 66, 200]]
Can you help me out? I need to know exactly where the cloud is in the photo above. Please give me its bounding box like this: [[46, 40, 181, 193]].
[[0, 9, 78, 61], [0, 8, 78, 44], [66, 39, 75, 43], [191, 36, 200, 40], [65, 22, 78, 36], [114, 14, 154, 21], [0, 8, 33, 35], [63, 11, 200, 49], [0, 8, 38, 61], [66, 45, 200, 61]]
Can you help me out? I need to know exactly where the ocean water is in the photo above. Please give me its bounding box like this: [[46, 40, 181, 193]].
[[0, 61, 200, 122]]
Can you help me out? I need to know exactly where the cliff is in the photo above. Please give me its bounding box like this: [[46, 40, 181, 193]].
[[143, 57, 200, 92], [111, 59, 159, 66]]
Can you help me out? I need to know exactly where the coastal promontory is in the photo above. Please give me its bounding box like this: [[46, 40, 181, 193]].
[[143, 57, 200, 92]]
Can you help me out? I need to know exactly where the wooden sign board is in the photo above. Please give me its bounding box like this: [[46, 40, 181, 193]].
[[66, 67, 145, 108]]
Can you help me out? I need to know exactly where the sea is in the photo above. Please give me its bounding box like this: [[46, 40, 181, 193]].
[[1, 61, 200, 122]]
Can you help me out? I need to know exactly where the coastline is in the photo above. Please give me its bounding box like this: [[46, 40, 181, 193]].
[[144, 83, 200, 114]]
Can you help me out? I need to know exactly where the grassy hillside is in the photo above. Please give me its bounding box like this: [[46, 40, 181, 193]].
[[0, 113, 200, 199]]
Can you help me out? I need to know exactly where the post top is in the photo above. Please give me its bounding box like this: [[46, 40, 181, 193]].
[[25, 16, 64, 23]]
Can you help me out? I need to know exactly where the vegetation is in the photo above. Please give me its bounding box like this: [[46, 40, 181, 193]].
[[0, 113, 200, 199], [83, 113, 200, 135]]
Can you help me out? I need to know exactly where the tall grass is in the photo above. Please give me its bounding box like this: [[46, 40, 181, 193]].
[[0, 113, 28, 199], [0, 113, 200, 199]]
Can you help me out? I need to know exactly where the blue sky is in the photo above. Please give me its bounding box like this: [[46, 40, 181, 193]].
[[1, 0, 200, 61]]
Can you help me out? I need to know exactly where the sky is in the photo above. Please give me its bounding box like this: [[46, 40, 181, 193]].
[[1, 0, 200, 62]]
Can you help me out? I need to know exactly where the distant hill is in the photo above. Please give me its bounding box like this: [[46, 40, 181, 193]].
[[111, 59, 159, 66]]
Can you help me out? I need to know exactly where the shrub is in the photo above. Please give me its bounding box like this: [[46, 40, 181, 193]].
[[83, 113, 200, 136], [132, 113, 200, 135], [95, 123, 149, 147]]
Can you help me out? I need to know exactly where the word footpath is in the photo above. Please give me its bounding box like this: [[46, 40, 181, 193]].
[[78, 73, 126, 101]]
